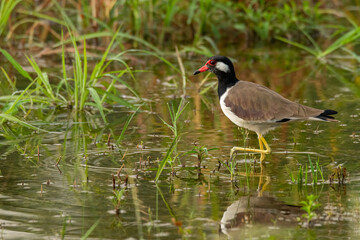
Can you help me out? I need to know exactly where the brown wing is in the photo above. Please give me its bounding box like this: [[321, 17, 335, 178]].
[[224, 81, 323, 121]]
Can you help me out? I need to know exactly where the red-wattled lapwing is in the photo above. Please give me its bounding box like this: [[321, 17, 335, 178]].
[[194, 56, 338, 162]]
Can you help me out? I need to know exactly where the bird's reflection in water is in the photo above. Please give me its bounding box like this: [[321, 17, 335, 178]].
[[220, 165, 304, 238]]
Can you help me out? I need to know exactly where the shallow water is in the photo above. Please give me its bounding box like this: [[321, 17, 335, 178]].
[[1, 49, 360, 239]]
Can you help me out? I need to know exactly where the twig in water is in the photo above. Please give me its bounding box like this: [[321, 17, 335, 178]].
[[107, 133, 111, 147], [37, 145, 40, 161], [56, 156, 62, 174], [117, 163, 125, 180], [112, 174, 116, 190]]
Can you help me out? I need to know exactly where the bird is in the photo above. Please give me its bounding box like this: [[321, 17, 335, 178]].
[[193, 56, 338, 162]]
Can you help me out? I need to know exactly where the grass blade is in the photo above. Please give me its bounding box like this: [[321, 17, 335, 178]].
[[155, 136, 178, 182], [87, 87, 107, 123], [0, 113, 46, 132], [17, 9, 66, 26], [106, 73, 140, 99], [319, 27, 360, 58], [1, 66, 16, 89], [308, 155, 316, 185], [95, 88, 136, 110], [275, 36, 318, 56], [116, 105, 142, 144], [26, 55, 56, 100], [0, 49, 32, 81], [80, 218, 101, 240]]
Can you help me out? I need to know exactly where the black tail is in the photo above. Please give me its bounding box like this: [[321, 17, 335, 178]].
[[316, 109, 338, 122]]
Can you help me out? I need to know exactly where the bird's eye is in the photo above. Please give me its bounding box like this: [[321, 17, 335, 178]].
[[209, 60, 216, 65]]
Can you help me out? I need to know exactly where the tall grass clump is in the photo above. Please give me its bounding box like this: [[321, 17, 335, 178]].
[[0, 25, 141, 131]]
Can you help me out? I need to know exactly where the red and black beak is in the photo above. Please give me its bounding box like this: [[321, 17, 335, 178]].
[[193, 64, 209, 75]]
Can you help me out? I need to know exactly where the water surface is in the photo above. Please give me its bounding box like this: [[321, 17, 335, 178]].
[[1, 49, 360, 239]]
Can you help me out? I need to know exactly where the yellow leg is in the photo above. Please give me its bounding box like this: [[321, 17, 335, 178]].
[[258, 136, 264, 150], [230, 133, 272, 162], [258, 136, 265, 162]]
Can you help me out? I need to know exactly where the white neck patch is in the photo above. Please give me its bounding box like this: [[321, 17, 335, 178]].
[[215, 62, 230, 73]]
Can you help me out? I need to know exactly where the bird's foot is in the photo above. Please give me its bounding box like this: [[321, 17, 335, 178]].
[[230, 146, 271, 162]]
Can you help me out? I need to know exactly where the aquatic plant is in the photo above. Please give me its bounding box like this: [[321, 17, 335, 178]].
[[60, 216, 70, 240], [155, 98, 188, 181], [112, 189, 125, 215], [329, 165, 347, 185], [308, 155, 325, 186], [299, 194, 321, 227], [288, 155, 325, 187], [185, 144, 218, 168], [80, 219, 101, 240], [0, 29, 140, 132]]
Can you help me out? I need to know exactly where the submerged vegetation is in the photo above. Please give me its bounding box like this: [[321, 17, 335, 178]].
[[0, 0, 359, 239]]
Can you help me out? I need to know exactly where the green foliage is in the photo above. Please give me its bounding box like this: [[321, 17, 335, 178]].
[[288, 155, 325, 188], [116, 105, 142, 145], [158, 98, 189, 140], [185, 144, 218, 163], [0, 0, 21, 36], [237, 0, 323, 42], [60, 216, 71, 240], [155, 136, 179, 182], [300, 194, 321, 227], [276, 26, 360, 59], [112, 189, 125, 214], [80, 219, 101, 240], [4, 0, 341, 49], [155, 98, 188, 181], [0, 29, 141, 131]]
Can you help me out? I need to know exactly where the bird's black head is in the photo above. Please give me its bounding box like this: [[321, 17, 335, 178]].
[[193, 56, 235, 77]]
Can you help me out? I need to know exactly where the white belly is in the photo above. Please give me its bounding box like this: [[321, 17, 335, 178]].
[[219, 88, 276, 135]]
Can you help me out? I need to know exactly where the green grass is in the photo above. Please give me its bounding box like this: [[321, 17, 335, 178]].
[[186, 144, 218, 168], [112, 189, 125, 214], [276, 24, 360, 95], [276, 26, 360, 59], [0, 27, 142, 131], [5, 0, 352, 49], [289, 155, 325, 188], [0, 0, 21, 36], [155, 98, 188, 182]]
